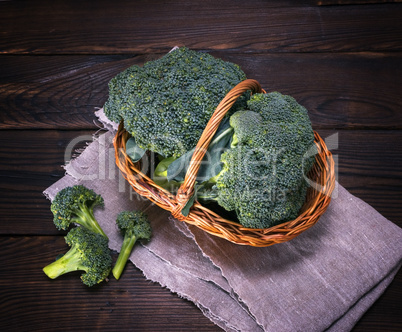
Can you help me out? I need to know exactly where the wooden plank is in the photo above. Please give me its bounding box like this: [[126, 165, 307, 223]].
[[317, 0, 402, 5], [229, 53, 402, 130], [0, 55, 146, 130], [0, 54, 133, 84], [0, 129, 401, 235], [0, 236, 221, 331], [0, 130, 92, 235], [1, 52, 402, 130], [0, 0, 401, 54], [0, 235, 401, 331]]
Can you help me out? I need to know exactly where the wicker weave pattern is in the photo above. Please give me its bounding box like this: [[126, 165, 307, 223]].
[[114, 79, 336, 247]]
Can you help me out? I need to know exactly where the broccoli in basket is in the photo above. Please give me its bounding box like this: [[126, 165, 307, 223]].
[[104, 46, 316, 229], [157, 92, 316, 229], [43, 227, 112, 287], [103, 46, 247, 158]]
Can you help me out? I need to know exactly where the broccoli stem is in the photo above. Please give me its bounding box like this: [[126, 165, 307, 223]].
[[154, 156, 177, 179], [112, 234, 137, 280], [197, 192, 218, 202], [153, 125, 233, 184], [210, 126, 233, 147], [43, 246, 86, 279], [195, 181, 219, 202], [73, 203, 108, 238]]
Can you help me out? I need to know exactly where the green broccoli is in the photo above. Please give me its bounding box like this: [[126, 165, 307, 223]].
[[212, 93, 315, 228], [112, 211, 152, 280], [157, 92, 316, 228], [51, 185, 108, 239], [103, 46, 247, 158], [43, 227, 112, 287]]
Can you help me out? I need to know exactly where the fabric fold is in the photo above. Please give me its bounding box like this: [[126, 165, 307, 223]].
[[185, 190, 402, 332]]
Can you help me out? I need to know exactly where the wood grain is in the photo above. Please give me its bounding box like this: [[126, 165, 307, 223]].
[[0, 0, 401, 54], [317, 0, 402, 5], [0, 55, 143, 130], [1, 53, 402, 130]]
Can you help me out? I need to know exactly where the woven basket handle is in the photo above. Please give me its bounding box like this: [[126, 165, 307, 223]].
[[173, 79, 263, 217]]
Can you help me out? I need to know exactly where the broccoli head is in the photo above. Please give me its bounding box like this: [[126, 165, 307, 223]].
[[51, 185, 108, 238], [214, 92, 316, 228], [156, 92, 316, 229], [112, 210, 152, 280], [43, 227, 112, 287], [103, 46, 247, 158]]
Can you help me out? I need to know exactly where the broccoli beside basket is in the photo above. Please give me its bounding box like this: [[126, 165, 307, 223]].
[[107, 48, 335, 247]]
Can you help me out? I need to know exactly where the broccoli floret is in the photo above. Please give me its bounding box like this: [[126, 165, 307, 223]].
[[213, 92, 315, 228], [156, 92, 316, 229], [104, 46, 247, 158], [43, 227, 112, 287], [112, 211, 152, 280], [51, 185, 108, 239]]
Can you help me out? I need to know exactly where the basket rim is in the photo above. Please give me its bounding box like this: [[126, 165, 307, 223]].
[[113, 79, 336, 247]]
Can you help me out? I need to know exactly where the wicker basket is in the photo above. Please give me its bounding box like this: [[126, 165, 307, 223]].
[[113, 79, 336, 247]]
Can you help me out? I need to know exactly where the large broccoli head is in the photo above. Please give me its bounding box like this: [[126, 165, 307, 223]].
[[103, 47, 247, 158], [214, 92, 316, 228]]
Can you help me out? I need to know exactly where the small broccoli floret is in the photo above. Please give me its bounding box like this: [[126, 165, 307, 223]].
[[214, 92, 315, 228], [43, 227, 112, 287], [51, 185, 107, 238], [104, 46, 247, 158], [112, 211, 152, 280]]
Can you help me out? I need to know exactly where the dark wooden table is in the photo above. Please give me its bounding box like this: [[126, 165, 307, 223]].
[[1, 1, 401, 331]]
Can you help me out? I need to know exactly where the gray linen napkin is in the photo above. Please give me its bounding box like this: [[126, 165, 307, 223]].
[[44, 127, 402, 332]]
